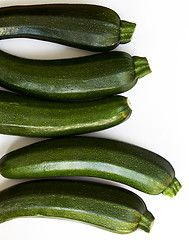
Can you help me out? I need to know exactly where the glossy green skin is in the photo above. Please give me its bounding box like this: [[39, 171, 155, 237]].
[[0, 137, 174, 195], [0, 90, 131, 137], [0, 179, 154, 233], [0, 51, 137, 101], [0, 4, 126, 51]]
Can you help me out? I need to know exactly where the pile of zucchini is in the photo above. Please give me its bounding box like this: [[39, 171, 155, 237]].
[[0, 3, 181, 236]]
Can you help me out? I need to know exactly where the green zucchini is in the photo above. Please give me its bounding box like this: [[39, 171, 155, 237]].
[[0, 179, 154, 233], [0, 90, 131, 137], [0, 4, 136, 51], [0, 137, 181, 198], [0, 51, 151, 101]]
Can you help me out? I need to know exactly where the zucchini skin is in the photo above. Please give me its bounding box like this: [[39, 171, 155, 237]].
[[0, 4, 136, 51], [0, 179, 154, 233], [0, 90, 131, 137], [0, 137, 181, 197], [0, 51, 151, 101]]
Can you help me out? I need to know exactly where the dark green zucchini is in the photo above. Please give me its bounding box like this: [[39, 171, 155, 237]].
[[0, 179, 154, 233], [0, 137, 181, 197], [0, 4, 136, 51], [0, 90, 131, 137], [0, 51, 151, 101]]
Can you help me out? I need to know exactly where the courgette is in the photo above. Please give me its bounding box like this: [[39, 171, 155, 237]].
[[0, 90, 131, 137], [0, 51, 151, 101], [0, 137, 181, 197], [0, 179, 154, 233], [0, 4, 136, 51]]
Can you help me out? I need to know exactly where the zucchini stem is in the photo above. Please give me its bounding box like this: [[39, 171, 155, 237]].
[[162, 178, 182, 198], [120, 20, 136, 44], [138, 210, 155, 233], [133, 56, 152, 79]]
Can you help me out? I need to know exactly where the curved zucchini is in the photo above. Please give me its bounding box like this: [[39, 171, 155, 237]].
[[0, 179, 154, 233], [0, 90, 131, 137], [0, 4, 136, 51], [0, 51, 151, 101], [0, 137, 181, 197]]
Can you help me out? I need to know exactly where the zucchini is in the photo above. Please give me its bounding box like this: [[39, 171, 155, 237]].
[[0, 137, 181, 198], [0, 51, 151, 101], [0, 179, 154, 233], [0, 4, 136, 51], [0, 90, 131, 137]]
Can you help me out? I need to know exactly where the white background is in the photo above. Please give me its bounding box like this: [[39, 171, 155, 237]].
[[0, 0, 188, 239]]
